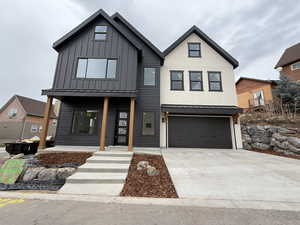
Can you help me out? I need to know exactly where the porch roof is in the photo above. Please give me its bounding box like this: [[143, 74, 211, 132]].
[[42, 89, 137, 98]]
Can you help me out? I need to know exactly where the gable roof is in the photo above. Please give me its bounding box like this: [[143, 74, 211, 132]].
[[52, 9, 141, 51], [0, 95, 56, 118], [111, 12, 164, 60], [275, 42, 300, 68], [235, 77, 277, 86], [163, 26, 239, 68]]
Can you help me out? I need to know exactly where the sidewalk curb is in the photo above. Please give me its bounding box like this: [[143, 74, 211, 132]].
[[0, 191, 300, 211]]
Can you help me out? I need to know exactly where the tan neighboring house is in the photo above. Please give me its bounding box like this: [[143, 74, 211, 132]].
[[236, 77, 277, 110], [0, 95, 57, 143], [275, 42, 300, 81]]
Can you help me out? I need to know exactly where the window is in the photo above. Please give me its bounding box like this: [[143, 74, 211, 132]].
[[31, 124, 38, 133], [142, 112, 155, 135], [188, 43, 201, 57], [189, 71, 203, 91], [253, 90, 264, 106], [8, 108, 17, 118], [76, 58, 117, 79], [52, 120, 57, 126], [72, 110, 98, 135], [94, 25, 107, 40], [208, 72, 222, 91], [170, 71, 184, 90], [39, 126, 43, 133], [291, 61, 300, 71], [143, 68, 156, 86]]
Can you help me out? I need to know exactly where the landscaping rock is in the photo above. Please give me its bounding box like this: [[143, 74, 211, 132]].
[[137, 161, 149, 170], [278, 127, 297, 134], [147, 166, 159, 176], [242, 134, 252, 143], [56, 167, 76, 180], [251, 143, 270, 151], [287, 137, 300, 148], [243, 142, 252, 150], [37, 168, 57, 181], [10, 153, 24, 159], [272, 133, 287, 142], [22, 167, 44, 182]]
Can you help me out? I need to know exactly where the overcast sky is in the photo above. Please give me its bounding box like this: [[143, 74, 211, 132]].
[[1, 0, 299, 106]]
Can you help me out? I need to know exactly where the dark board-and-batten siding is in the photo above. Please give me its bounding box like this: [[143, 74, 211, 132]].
[[52, 18, 138, 92]]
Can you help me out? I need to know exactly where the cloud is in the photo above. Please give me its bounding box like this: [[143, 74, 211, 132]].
[[0, 0, 299, 106]]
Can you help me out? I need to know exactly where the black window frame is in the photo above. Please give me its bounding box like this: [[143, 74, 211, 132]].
[[208, 71, 223, 92], [188, 42, 201, 57], [189, 71, 203, 91], [142, 111, 155, 136], [75, 57, 117, 80], [143, 67, 157, 87], [94, 25, 108, 41], [170, 70, 184, 91]]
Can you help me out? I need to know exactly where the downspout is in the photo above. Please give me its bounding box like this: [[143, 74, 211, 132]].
[[232, 116, 237, 150], [165, 112, 168, 149]]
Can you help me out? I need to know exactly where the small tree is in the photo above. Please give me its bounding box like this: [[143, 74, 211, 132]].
[[273, 75, 300, 117]]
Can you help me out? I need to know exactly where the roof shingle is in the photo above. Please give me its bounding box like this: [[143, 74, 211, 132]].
[[275, 42, 300, 68]]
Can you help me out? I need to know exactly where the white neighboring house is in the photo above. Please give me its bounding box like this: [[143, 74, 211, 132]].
[[160, 26, 243, 149]]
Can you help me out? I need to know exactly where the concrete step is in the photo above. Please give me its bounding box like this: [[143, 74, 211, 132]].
[[66, 172, 127, 184], [87, 156, 131, 164], [77, 163, 129, 173], [59, 183, 124, 195], [93, 151, 133, 157]]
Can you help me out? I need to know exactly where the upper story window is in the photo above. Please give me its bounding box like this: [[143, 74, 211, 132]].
[[8, 108, 17, 118], [170, 71, 184, 90], [208, 72, 222, 91], [76, 58, 117, 79], [143, 68, 156, 86], [291, 61, 300, 71], [189, 71, 203, 91], [94, 26, 107, 41], [188, 43, 201, 57]]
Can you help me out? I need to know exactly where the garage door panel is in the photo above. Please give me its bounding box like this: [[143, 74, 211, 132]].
[[168, 117, 232, 149]]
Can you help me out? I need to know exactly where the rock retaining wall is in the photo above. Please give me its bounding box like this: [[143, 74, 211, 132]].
[[242, 125, 300, 155]]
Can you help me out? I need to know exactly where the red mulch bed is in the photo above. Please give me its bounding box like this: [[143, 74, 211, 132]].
[[120, 154, 178, 198], [247, 149, 300, 160], [36, 152, 93, 166]]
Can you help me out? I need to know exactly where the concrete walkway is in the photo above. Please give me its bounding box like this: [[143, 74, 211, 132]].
[[59, 151, 133, 195], [163, 148, 300, 202]]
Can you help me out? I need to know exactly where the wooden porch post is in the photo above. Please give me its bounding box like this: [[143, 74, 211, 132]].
[[128, 97, 135, 152], [39, 96, 53, 149], [99, 97, 109, 151]]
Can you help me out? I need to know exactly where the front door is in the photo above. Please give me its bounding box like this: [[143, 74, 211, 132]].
[[115, 111, 129, 145]]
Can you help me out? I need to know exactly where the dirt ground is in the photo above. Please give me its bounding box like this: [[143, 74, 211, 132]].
[[121, 154, 178, 198]]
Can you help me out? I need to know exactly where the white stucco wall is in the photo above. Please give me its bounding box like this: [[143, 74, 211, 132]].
[[160, 33, 237, 106], [160, 32, 242, 148]]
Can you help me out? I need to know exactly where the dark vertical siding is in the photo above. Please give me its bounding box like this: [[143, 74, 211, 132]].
[[53, 17, 138, 92], [114, 20, 161, 147]]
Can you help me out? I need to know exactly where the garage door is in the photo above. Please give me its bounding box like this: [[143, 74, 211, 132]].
[[168, 116, 232, 149]]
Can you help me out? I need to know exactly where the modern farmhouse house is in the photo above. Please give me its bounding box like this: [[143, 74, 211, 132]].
[[40, 9, 242, 150]]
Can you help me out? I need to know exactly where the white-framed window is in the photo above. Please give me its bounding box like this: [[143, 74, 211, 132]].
[[291, 61, 300, 71], [31, 124, 38, 133], [52, 120, 57, 126], [8, 108, 17, 118], [39, 126, 43, 133], [253, 90, 264, 106]]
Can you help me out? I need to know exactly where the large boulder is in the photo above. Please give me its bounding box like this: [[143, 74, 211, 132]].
[[251, 143, 270, 151], [242, 134, 252, 143], [278, 127, 297, 134], [272, 133, 287, 142], [147, 166, 159, 176], [37, 168, 57, 181], [285, 142, 300, 154], [287, 137, 300, 148], [247, 125, 265, 136], [137, 161, 149, 170], [56, 167, 76, 180], [22, 167, 44, 182], [243, 142, 252, 150]]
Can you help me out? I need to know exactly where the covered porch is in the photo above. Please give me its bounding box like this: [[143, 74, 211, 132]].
[[39, 94, 136, 152]]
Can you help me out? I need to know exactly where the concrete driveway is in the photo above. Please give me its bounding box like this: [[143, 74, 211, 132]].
[[163, 148, 300, 202]]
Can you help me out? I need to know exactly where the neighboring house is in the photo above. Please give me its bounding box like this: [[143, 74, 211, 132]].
[[236, 77, 277, 110], [41, 9, 242, 150], [0, 95, 57, 143], [275, 42, 300, 81]]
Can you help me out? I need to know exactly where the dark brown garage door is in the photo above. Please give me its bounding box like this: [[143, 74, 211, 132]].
[[168, 116, 232, 149]]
